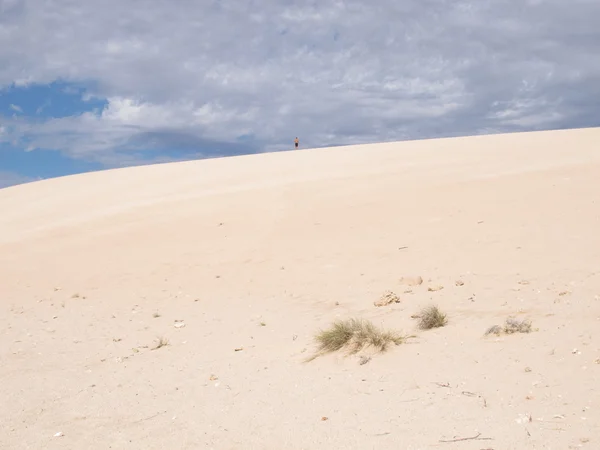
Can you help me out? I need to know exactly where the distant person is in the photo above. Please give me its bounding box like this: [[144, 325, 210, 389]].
[[294, 137, 299, 149]]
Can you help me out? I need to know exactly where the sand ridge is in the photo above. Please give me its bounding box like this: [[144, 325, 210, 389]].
[[1, 127, 600, 449]]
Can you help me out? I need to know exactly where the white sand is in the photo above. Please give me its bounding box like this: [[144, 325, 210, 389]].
[[1, 127, 600, 449]]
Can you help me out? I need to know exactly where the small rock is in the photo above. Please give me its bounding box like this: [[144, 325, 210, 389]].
[[321, 416, 329, 421], [174, 320, 186, 329], [525, 367, 532, 372], [54, 432, 64, 437], [209, 374, 218, 381], [400, 276, 423, 286], [399, 276, 423, 286], [455, 280, 465, 286], [428, 285, 444, 292], [359, 355, 371, 365], [234, 347, 243, 352], [516, 413, 533, 424], [374, 291, 400, 307]]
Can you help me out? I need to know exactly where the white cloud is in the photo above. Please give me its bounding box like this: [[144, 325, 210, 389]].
[[9, 104, 22, 113], [0, 0, 599, 164]]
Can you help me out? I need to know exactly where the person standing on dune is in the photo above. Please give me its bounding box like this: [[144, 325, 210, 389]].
[[294, 137, 299, 149]]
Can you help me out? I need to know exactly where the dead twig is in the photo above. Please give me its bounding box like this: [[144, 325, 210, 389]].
[[439, 432, 493, 443], [461, 391, 488, 408], [134, 411, 167, 423]]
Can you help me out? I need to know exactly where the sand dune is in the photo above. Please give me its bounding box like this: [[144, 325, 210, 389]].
[[1, 127, 600, 449]]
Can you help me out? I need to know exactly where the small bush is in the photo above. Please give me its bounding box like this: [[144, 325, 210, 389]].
[[485, 317, 533, 336], [503, 317, 532, 334], [314, 318, 405, 355], [418, 305, 448, 330], [485, 325, 503, 336]]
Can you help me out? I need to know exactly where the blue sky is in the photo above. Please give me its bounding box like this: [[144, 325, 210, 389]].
[[1, 0, 600, 189]]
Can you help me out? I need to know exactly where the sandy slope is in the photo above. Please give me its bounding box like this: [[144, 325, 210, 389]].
[[1, 127, 600, 449]]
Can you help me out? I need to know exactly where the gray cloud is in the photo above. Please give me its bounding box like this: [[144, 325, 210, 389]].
[[0, 170, 36, 189], [1, 0, 599, 163]]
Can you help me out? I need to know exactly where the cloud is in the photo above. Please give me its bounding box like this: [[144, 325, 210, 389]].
[[0, 170, 36, 189], [35, 98, 51, 115], [1, 0, 599, 165], [9, 104, 22, 113]]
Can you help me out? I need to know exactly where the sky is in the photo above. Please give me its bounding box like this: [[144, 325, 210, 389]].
[[1, 0, 600, 189]]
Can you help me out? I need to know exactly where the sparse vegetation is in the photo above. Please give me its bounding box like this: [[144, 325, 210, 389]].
[[485, 325, 503, 336], [418, 305, 448, 330], [503, 317, 532, 334], [313, 318, 405, 356], [152, 336, 169, 350], [485, 317, 533, 336]]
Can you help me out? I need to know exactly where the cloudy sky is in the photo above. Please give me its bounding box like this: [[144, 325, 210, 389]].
[[1, 0, 599, 188]]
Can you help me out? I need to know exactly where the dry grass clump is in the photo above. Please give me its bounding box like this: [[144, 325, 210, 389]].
[[417, 305, 448, 330], [485, 317, 533, 336], [484, 325, 503, 336], [503, 317, 532, 334], [314, 318, 405, 355], [152, 336, 169, 350]]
